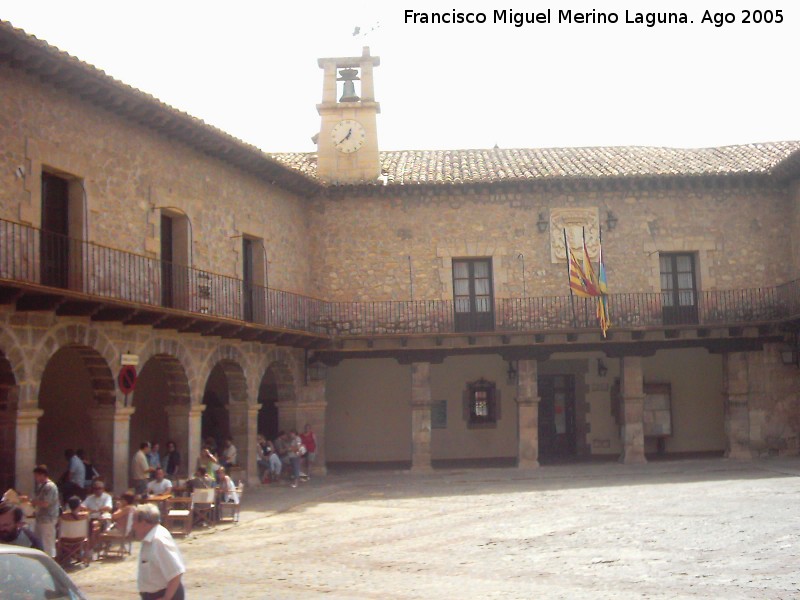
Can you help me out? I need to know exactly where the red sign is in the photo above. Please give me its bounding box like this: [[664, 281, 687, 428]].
[[118, 365, 137, 394]]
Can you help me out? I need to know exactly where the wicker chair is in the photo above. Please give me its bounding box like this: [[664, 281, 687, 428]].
[[164, 496, 193, 536]]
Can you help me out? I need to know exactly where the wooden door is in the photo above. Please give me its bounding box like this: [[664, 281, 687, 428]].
[[453, 258, 494, 332], [660, 253, 698, 325], [538, 375, 577, 461], [40, 173, 70, 289]]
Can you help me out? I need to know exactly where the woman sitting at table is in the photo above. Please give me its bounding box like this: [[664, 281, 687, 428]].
[[108, 492, 137, 536], [216, 467, 239, 504]]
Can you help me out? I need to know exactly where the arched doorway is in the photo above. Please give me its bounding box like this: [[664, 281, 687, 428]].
[[0, 351, 18, 490], [37, 345, 115, 484], [130, 355, 179, 463], [201, 362, 246, 451]]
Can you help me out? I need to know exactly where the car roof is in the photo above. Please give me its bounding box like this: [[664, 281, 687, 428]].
[[0, 544, 53, 557]]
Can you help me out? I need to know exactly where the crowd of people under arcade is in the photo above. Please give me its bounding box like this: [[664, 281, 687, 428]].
[[255, 425, 317, 489], [1, 424, 318, 562]]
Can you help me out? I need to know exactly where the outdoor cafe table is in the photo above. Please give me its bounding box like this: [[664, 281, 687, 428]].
[[143, 493, 172, 518]]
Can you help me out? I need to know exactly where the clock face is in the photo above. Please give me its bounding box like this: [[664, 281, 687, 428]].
[[331, 119, 366, 153]]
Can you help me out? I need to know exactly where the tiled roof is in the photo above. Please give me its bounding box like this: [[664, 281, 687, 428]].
[[4, 21, 799, 192], [271, 143, 800, 186]]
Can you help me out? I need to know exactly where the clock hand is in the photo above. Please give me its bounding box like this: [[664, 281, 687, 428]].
[[339, 128, 352, 144]]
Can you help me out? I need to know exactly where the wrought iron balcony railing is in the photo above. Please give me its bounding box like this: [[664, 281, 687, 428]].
[[1, 218, 798, 338]]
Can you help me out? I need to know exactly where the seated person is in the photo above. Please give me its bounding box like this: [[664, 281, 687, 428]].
[[81, 479, 113, 519], [216, 467, 239, 504], [61, 496, 89, 521], [0, 501, 44, 551], [107, 492, 136, 536], [221, 439, 237, 469], [186, 467, 214, 493], [145, 468, 173, 496], [196, 447, 220, 479]]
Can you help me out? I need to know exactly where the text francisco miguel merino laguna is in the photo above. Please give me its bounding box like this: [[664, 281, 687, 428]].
[[405, 8, 750, 28]]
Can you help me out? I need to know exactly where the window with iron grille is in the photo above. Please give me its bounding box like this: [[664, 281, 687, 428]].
[[464, 378, 500, 428]]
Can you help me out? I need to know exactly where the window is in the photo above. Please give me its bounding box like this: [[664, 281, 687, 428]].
[[659, 253, 698, 325], [464, 378, 499, 428], [452, 258, 494, 332]]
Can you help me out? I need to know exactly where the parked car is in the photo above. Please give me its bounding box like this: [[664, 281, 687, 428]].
[[0, 545, 87, 599]]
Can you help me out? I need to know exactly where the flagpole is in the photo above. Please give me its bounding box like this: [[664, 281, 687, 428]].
[[564, 227, 578, 327]]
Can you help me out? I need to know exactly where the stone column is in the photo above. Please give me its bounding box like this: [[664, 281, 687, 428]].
[[724, 352, 752, 459], [165, 403, 206, 478], [410, 362, 433, 472], [516, 359, 540, 469], [88, 403, 134, 493], [227, 402, 261, 485], [14, 408, 43, 494], [619, 356, 647, 465]]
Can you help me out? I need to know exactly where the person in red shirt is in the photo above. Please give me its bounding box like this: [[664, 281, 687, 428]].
[[300, 423, 317, 478]]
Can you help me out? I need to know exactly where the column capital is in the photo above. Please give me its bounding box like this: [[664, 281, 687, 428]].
[[164, 403, 206, 418], [16, 408, 44, 426]]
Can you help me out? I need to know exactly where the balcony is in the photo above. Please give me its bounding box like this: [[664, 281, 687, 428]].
[[1, 218, 797, 353]]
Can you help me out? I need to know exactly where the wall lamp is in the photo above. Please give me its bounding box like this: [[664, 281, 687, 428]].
[[506, 360, 518, 385], [597, 358, 609, 377], [606, 211, 618, 231], [536, 212, 549, 233]]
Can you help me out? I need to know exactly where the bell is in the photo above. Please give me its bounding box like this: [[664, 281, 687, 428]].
[[339, 80, 360, 103]]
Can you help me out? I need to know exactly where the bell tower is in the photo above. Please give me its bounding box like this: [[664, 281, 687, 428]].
[[316, 47, 380, 184]]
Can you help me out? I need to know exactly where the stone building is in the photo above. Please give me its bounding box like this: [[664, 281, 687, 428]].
[[2, 21, 800, 494]]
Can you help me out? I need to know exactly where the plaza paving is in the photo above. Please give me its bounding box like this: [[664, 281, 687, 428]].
[[71, 458, 800, 599]]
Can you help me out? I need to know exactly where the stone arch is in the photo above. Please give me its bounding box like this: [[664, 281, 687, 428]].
[[30, 323, 118, 405], [256, 359, 295, 441], [37, 343, 116, 480], [130, 353, 192, 462], [199, 345, 251, 404], [0, 349, 19, 490], [252, 346, 301, 401], [135, 337, 199, 401], [0, 327, 27, 397], [200, 349, 249, 456]]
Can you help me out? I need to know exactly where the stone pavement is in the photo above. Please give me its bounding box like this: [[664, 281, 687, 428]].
[[71, 458, 800, 599]]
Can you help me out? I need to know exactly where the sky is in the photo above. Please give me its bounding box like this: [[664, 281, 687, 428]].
[[2, 0, 798, 153]]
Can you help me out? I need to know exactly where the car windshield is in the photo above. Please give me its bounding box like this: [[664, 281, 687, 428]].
[[0, 553, 83, 600]]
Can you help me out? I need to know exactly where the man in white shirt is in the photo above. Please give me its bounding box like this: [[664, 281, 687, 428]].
[[146, 469, 173, 496], [81, 480, 113, 518], [132, 442, 152, 496], [133, 503, 185, 600]]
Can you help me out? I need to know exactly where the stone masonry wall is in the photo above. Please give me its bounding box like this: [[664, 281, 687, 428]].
[[310, 186, 793, 301], [0, 64, 312, 295]]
